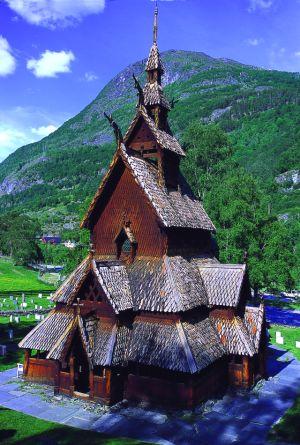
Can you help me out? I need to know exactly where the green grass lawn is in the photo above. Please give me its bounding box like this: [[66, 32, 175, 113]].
[[0, 407, 148, 445], [269, 325, 300, 361], [0, 258, 55, 292], [269, 396, 300, 444], [0, 319, 37, 371]]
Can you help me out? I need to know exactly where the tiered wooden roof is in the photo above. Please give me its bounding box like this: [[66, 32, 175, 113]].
[[19, 5, 265, 382]]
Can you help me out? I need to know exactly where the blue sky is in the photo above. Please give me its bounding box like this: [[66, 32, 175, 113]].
[[0, 0, 300, 162]]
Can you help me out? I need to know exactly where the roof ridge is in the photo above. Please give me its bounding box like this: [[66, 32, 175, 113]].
[[176, 321, 198, 373]]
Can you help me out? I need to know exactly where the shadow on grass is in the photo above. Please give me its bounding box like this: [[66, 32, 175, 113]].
[[267, 344, 292, 378]]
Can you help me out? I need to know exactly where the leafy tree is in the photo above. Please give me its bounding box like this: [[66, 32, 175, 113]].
[[0, 212, 41, 265], [182, 121, 297, 293]]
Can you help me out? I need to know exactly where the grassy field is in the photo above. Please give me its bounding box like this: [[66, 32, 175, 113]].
[[0, 319, 37, 371], [0, 407, 148, 445], [0, 258, 56, 292], [270, 396, 300, 444], [269, 325, 300, 361]]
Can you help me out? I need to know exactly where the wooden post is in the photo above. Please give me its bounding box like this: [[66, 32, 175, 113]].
[[70, 356, 75, 396], [242, 356, 250, 388], [23, 349, 30, 375], [54, 360, 60, 395], [105, 368, 111, 401], [89, 368, 94, 400]]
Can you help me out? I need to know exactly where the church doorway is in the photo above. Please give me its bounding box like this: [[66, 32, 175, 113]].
[[73, 335, 90, 394]]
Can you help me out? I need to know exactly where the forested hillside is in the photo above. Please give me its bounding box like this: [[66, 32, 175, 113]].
[[0, 49, 299, 287]]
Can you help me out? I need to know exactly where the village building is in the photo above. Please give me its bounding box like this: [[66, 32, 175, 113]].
[[19, 7, 266, 408]]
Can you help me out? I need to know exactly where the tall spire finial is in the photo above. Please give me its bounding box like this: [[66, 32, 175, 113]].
[[153, 1, 158, 44]]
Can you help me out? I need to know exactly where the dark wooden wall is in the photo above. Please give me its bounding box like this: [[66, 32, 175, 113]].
[[166, 228, 213, 257], [92, 161, 166, 257]]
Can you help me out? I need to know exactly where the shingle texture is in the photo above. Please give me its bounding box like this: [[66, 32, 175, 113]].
[[211, 316, 257, 356], [244, 304, 265, 351], [19, 308, 74, 351], [198, 264, 246, 307], [145, 43, 164, 72], [51, 256, 90, 304], [182, 319, 226, 371], [92, 260, 133, 313], [47, 256, 248, 312], [124, 108, 185, 156], [120, 144, 215, 230], [127, 319, 190, 373], [143, 82, 170, 110]]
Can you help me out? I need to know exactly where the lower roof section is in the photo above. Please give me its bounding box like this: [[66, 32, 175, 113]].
[[19, 304, 264, 375], [51, 255, 248, 313]]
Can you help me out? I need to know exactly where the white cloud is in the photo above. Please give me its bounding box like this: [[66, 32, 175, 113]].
[[31, 125, 57, 137], [0, 127, 31, 161], [27, 50, 75, 78], [294, 51, 300, 57], [248, 0, 273, 12], [0, 36, 17, 76], [0, 106, 69, 162], [84, 71, 99, 82], [245, 38, 264, 46], [5, 0, 105, 28]]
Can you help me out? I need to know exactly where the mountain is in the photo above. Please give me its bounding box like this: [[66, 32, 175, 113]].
[[0, 49, 299, 233]]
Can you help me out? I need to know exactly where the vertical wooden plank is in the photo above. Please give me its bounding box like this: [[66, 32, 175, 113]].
[[69, 356, 75, 396], [89, 369, 94, 400], [23, 349, 30, 375]]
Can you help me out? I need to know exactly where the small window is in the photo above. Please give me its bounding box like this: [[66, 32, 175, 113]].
[[122, 237, 131, 254], [115, 225, 137, 262]]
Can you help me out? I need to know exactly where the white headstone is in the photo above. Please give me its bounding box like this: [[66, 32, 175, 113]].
[[3, 298, 6, 303], [277, 336, 284, 345], [0, 345, 7, 356], [296, 341, 300, 349], [26, 314, 30, 319], [9, 315, 13, 323], [39, 305, 42, 309], [38, 293, 42, 298], [22, 293, 25, 302], [14, 316, 20, 323], [35, 305, 38, 309], [35, 314, 41, 321], [31, 299, 34, 303], [21, 302, 27, 308]]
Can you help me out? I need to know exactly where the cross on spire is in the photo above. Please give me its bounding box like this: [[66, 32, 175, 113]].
[[153, 1, 158, 44]]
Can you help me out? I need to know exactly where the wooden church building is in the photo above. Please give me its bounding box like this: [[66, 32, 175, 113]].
[[19, 7, 266, 407]]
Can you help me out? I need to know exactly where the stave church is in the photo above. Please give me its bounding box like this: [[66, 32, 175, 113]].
[[19, 7, 266, 408]]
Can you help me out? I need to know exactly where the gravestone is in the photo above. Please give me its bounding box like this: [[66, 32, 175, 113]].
[[0, 345, 7, 356], [14, 316, 20, 323], [296, 341, 300, 349], [10, 295, 14, 301], [35, 305, 38, 309], [35, 314, 41, 321], [9, 315, 13, 323], [22, 293, 25, 303], [38, 293, 42, 299], [276, 331, 284, 345]]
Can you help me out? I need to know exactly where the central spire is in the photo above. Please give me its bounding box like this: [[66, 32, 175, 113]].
[[153, 2, 158, 44]]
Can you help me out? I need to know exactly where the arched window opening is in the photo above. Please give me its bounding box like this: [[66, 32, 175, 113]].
[[115, 225, 137, 263]]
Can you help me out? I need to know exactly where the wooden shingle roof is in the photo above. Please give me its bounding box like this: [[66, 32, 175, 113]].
[[51, 256, 91, 304], [49, 256, 247, 312], [212, 316, 257, 356], [19, 308, 74, 351], [145, 43, 164, 72], [197, 263, 246, 307], [124, 107, 185, 156], [143, 82, 170, 110]]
